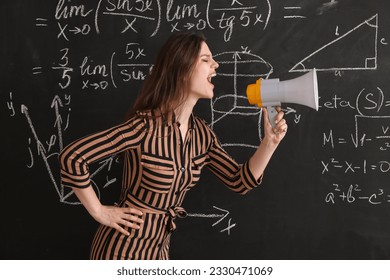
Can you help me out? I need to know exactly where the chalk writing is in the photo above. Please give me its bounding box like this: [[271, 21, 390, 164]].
[[187, 205, 236, 235], [325, 184, 389, 205], [320, 84, 389, 205], [283, 6, 306, 19], [7, 92, 15, 117], [321, 158, 390, 175]]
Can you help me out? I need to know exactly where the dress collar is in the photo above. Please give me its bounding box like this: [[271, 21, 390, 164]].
[[172, 111, 195, 130]]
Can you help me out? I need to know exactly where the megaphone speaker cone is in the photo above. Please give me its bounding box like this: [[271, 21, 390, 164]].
[[245, 69, 319, 111]]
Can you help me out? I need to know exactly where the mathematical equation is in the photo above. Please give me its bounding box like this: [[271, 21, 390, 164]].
[[325, 183, 390, 205], [34, 44, 151, 91], [31, 0, 276, 92], [40, 0, 271, 42], [319, 86, 390, 206], [320, 87, 390, 151], [321, 158, 390, 175]]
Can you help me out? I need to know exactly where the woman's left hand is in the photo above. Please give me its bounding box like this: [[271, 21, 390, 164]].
[[263, 107, 287, 145]]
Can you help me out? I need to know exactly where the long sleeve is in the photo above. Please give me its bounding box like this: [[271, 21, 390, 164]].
[[204, 124, 263, 195], [59, 115, 147, 189]]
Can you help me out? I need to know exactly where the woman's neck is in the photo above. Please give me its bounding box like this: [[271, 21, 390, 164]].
[[175, 98, 197, 140], [175, 98, 197, 126]]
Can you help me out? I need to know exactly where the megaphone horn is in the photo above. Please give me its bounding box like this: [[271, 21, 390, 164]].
[[246, 69, 319, 127]]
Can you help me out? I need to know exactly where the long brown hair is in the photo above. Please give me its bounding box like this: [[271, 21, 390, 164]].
[[125, 32, 206, 121]]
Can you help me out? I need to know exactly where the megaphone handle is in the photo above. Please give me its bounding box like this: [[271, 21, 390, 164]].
[[266, 106, 278, 128]]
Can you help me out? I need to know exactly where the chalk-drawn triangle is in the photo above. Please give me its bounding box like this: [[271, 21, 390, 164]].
[[290, 14, 378, 72]]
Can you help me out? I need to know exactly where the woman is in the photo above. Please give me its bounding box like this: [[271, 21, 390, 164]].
[[59, 32, 287, 260]]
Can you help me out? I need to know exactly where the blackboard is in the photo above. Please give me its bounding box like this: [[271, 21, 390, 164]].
[[1, 0, 390, 260]]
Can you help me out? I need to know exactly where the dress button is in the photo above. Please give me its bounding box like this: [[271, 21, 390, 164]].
[[180, 167, 185, 172]]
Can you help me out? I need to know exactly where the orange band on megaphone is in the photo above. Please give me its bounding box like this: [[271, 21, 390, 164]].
[[246, 78, 263, 107]]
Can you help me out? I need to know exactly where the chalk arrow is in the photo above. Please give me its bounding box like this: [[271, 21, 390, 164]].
[[22, 104, 62, 199], [184, 23, 195, 30], [51, 96, 64, 150], [21, 105, 47, 155], [69, 27, 82, 34], [187, 205, 230, 227], [232, 52, 241, 60], [91, 156, 115, 178], [284, 107, 297, 115]]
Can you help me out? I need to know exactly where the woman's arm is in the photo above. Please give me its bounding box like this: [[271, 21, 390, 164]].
[[72, 186, 143, 236], [59, 115, 147, 235], [248, 107, 287, 180], [205, 107, 287, 194]]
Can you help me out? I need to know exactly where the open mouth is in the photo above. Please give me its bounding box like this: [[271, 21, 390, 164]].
[[207, 73, 216, 83]]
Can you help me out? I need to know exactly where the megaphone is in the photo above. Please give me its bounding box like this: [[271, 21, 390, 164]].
[[246, 69, 319, 127]]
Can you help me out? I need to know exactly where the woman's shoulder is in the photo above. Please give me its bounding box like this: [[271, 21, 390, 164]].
[[195, 113, 220, 126], [123, 110, 151, 128], [193, 115, 217, 136], [193, 115, 210, 128]]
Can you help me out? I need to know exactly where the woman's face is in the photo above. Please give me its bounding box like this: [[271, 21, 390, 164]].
[[187, 42, 219, 101]]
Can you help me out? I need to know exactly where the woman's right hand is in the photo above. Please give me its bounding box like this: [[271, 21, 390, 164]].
[[71, 187, 144, 236], [93, 205, 144, 236]]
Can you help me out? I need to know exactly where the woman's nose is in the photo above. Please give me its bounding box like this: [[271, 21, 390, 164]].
[[212, 59, 219, 69]]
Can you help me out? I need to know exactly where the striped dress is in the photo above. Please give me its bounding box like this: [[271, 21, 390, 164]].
[[59, 110, 262, 259]]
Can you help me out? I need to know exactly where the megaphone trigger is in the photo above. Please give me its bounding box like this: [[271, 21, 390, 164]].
[[266, 106, 278, 128]]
